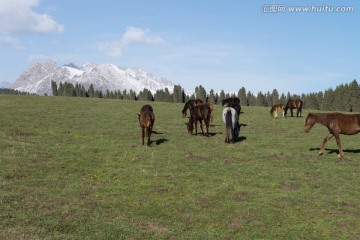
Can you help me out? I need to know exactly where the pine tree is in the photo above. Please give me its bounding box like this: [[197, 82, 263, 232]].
[[270, 89, 279, 106], [208, 89, 216, 104], [51, 81, 58, 96], [238, 87, 247, 106], [88, 84, 95, 98], [218, 90, 225, 105], [247, 91, 256, 106], [348, 79, 360, 112]]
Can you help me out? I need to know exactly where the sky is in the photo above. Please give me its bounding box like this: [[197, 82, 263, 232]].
[[0, 0, 359, 95]]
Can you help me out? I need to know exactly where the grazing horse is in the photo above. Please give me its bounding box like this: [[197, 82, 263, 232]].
[[270, 104, 284, 118], [222, 97, 241, 115], [222, 107, 240, 143], [283, 99, 303, 117], [182, 99, 203, 118], [304, 112, 360, 158], [186, 104, 211, 136], [137, 105, 155, 146]]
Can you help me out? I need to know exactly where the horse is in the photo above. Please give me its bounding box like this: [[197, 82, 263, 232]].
[[270, 104, 284, 118], [304, 112, 360, 158], [140, 104, 153, 112], [200, 103, 215, 122], [222, 97, 240, 107], [182, 99, 203, 118], [222, 97, 241, 115], [222, 107, 240, 143], [186, 104, 211, 136], [137, 105, 155, 146], [283, 99, 303, 117]]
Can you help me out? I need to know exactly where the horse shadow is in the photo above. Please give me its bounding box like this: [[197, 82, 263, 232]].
[[235, 136, 247, 142], [192, 132, 220, 137], [309, 147, 360, 155], [151, 131, 163, 135], [155, 138, 168, 145]]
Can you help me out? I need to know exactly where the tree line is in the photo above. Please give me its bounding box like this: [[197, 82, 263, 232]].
[[47, 79, 360, 112], [0, 88, 36, 96]]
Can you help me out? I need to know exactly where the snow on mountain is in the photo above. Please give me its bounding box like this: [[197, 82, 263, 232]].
[[11, 60, 175, 96]]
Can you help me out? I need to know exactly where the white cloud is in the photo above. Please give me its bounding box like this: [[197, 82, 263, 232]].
[[122, 27, 165, 45], [0, 0, 64, 35], [99, 27, 165, 57], [0, 36, 23, 49]]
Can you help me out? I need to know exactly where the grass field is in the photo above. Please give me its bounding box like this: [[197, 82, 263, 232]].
[[0, 95, 359, 239]]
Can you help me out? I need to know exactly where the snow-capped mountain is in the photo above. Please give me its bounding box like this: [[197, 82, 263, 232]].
[[11, 60, 175, 96]]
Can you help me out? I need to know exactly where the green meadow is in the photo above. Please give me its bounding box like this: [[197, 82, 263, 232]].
[[0, 95, 359, 239]]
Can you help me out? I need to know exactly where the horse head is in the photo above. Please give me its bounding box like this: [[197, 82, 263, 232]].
[[304, 113, 315, 133], [185, 122, 194, 134]]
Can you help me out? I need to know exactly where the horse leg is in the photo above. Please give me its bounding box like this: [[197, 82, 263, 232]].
[[141, 126, 145, 145], [334, 134, 344, 158], [205, 119, 209, 136], [199, 120, 204, 136], [232, 128, 236, 143], [194, 120, 198, 135], [290, 109, 294, 117], [146, 127, 151, 146], [319, 133, 334, 155]]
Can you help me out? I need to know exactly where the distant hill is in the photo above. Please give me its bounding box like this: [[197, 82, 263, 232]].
[[11, 60, 175, 96]]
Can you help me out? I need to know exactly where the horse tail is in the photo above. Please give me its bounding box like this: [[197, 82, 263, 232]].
[[225, 109, 233, 141]]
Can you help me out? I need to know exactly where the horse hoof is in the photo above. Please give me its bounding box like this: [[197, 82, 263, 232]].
[[318, 152, 323, 156]]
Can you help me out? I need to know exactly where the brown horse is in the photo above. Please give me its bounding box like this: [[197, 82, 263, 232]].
[[138, 105, 155, 146], [182, 99, 203, 118], [304, 112, 360, 158], [283, 99, 303, 117], [222, 97, 241, 115], [186, 104, 211, 136], [270, 104, 283, 118], [141, 104, 153, 112], [200, 103, 215, 122]]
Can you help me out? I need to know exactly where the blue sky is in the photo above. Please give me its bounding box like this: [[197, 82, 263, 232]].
[[0, 0, 359, 95]]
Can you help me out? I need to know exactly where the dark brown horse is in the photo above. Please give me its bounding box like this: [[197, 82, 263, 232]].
[[182, 99, 203, 118], [140, 104, 153, 112], [283, 99, 303, 117], [270, 103, 283, 118], [200, 103, 215, 122], [222, 97, 241, 115], [222, 97, 240, 107], [138, 105, 155, 146], [304, 112, 360, 158], [186, 104, 211, 136]]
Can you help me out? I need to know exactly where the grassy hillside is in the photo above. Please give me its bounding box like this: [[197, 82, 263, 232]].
[[0, 95, 359, 239]]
